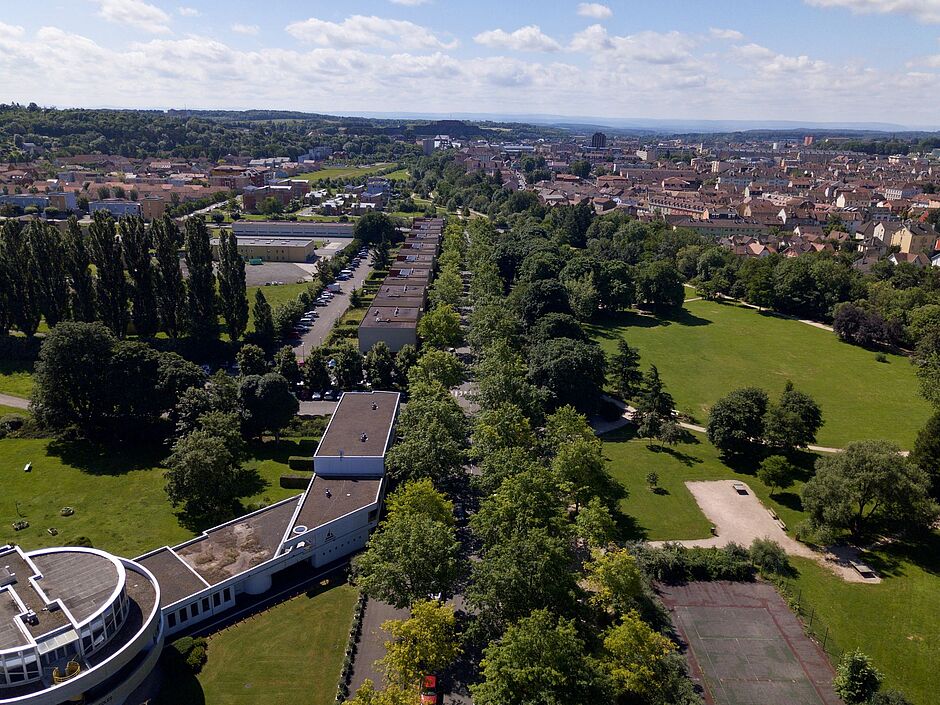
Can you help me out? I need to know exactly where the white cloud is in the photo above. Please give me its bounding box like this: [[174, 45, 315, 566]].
[[286, 15, 456, 50], [571, 25, 698, 65], [474, 25, 562, 52], [805, 0, 940, 24], [92, 0, 171, 34], [709, 27, 744, 40], [177, 6, 199, 16], [231, 23, 259, 36], [0, 22, 26, 37], [577, 3, 613, 19], [916, 53, 940, 67]]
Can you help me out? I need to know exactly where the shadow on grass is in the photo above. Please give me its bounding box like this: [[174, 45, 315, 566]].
[[152, 648, 207, 705], [772, 491, 803, 513], [615, 509, 648, 542], [875, 531, 940, 577], [46, 439, 167, 476], [649, 445, 705, 468]]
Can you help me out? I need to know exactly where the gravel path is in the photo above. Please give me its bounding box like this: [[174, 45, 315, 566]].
[[0, 393, 28, 410], [652, 480, 880, 584]]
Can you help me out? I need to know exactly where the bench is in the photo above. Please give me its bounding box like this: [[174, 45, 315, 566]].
[[731, 482, 748, 495], [850, 561, 877, 579]]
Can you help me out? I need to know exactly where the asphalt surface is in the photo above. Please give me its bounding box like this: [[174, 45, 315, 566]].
[[291, 253, 374, 360]]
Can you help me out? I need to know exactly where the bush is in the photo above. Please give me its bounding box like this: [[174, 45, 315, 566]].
[[70, 536, 93, 548], [0, 414, 25, 435], [186, 644, 208, 673], [280, 474, 312, 489], [749, 538, 792, 576], [630, 542, 755, 584], [288, 456, 314, 472], [833, 650, 882, 704], [172, 636, 195, 655]]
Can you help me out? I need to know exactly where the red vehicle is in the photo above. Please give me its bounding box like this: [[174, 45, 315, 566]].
[[420, 675, 439, 705]]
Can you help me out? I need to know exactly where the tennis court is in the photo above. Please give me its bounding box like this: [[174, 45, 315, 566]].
[[659, 581, 842, 705]]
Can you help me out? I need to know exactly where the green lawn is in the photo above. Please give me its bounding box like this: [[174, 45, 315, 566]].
[[587, 299, 931, 448], [247, 282, 314, 332], [156, 581, 357, 705], [603, 427, 812, 541], [0, 435, 314, 557], [297, 164, 395, 183], [385, 168, 410, 181], [0, 359, 33, 398], [603, 427, 940, 704], [0, 404, 27, 417]]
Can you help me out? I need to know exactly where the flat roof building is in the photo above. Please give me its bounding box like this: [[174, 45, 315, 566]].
[[372, 283, 427, 309], [232, 220, 355, 239], [211, 236, 317, 263], [313, 391, 400, 477], [358, 305, 422, 353]]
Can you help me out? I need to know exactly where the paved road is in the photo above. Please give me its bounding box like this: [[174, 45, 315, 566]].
[[0, 393, 28, 410], [291, 254, 374, 360]]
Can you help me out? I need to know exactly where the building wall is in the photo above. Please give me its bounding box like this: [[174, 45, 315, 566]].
[[314, 455, 385, 478], [357, 325, 417, 354]]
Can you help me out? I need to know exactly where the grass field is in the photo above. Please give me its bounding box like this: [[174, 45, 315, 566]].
[[297, 164, 395, 183], [603, 427, 940, 704], [0, 435, 314, 557], [587, 299, 931, 448], [0, 404, 27, 416], [156, 581, 357, 705], [0, 359, 33, 398], [247, 282, 313, 332], [603, 427, 812, 541]]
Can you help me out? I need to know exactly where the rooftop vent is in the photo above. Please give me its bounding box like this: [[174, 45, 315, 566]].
[[325, 489, 332, 498], [371, 402, 378, 411], [360, 433, 368, 442]]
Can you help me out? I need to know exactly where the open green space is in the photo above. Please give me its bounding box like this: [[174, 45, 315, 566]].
[[247, 282, 313, 332], [587, 299, 931, 448], [0, 359, 34, 398], [603, 428, 811, 542], [603, 427, 940, 704], [156, 581, 357, 705], [0, 404, 27, 416], [297, 163, 395, 183], [788, 549, 939, 705], [0, 435, 315, 557], [384, 168, 410, 181]]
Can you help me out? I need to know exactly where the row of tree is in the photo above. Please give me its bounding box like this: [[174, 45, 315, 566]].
[[0, 214, 248, 342]]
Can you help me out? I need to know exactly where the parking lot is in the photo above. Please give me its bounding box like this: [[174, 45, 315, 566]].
[[289, 249, 373, 360]]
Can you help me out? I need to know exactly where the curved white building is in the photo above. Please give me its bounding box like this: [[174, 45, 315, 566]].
[[0, 545, 163, 705]]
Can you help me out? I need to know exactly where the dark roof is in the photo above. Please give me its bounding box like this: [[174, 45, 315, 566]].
[[137, 548, 209, 607], [315, 391, 400, 458], [292, 477, 382, 532]]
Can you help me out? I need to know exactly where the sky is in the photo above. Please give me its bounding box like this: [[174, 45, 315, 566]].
[[3, 0, 940, 127]]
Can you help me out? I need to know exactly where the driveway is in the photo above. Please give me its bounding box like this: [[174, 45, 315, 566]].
[[291, 254, 373, 360]]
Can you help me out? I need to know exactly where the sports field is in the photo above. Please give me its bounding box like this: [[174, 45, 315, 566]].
[[588, 299, 931, 448], [660, 581, 841, 705]]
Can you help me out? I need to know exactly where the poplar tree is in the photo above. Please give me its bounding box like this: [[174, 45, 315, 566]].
[[217, 231, 248, 341], [252, 289, 275, 344], [26, 219, 69, 328], [152, 215, 186, 337], [184, 216, 217, 339], [63, 216, 96, 322], [120, 215, 159, 338], [87, 212, 128, 337], [0, 220, 41, 336]]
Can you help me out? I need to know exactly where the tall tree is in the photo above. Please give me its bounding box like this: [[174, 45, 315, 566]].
[[152, 215, 186, 337], [252, 289, 275, 344], [0, 220, 41, 336], [610, 338, 643, 399], [802, 440, 938, 540], [26, 220, 69, 327], [302, 347, 331, 396], [184, 216, 217, 339], [707, 387, 769, 459], [472, 610, 608, 705], [120, 215, 159, 337], [911, 412, 940, 500], [238, 373, 298, 443], [379, 601, 461, 691], [364, 341, 396, 390], [63, 216, 96, 322], [217, 230, 248, 340], [763, 381, 824, 451], [87, 212, 128, 337]]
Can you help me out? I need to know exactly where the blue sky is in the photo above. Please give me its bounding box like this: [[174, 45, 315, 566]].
[[2, 0, 940, 125]]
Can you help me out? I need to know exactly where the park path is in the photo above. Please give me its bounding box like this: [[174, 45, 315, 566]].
[[0, 393, 28, 410], [681, 284, 835, 332], [593, 396, 847, 454], [651, 480, 880, 584]]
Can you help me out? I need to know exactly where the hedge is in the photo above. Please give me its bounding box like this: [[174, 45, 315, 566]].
[[288, 456, 314, 472], [280, 474, 312, 490]]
